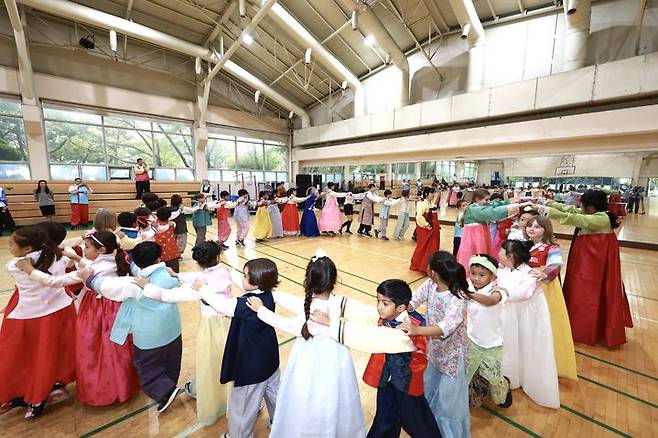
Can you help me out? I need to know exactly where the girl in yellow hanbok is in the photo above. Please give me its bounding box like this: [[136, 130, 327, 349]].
[[525, 216, 577, 380], [253, 192, 273, 242]]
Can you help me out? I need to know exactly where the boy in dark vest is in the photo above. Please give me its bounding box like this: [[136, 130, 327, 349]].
[[199, 258, 280, 438]]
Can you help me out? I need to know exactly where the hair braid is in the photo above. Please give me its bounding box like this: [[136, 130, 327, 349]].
[[300, 289, 313, 340]]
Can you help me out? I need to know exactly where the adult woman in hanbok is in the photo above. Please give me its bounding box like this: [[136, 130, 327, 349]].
[[410, 187, 441, 273]]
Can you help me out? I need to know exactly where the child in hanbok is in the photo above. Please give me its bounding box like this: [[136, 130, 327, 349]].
[[176, 241, 232, 425], [410, 187, 440, 273], [464, 254, 512, 409], [215, 191, 236, 248], [169, 194, 199, 254], [392, 189, 415, 240], [243, 253, 366, 438], [300, 187, 321, 237], [452, 200, 468, 256], [374, 190, 400, 240], [192, 193, 212, 247], [0, 227, 76, 418], [281, 189, 309, 236], [525, 216, 577, 380], [319, 182, 348, 236], [497, 240, 559, 409], [506, 208, 537, 242], [357, 184, 384, 236], [404, 250, 471, 438], [154, 207, 181, 273], [17, 231, 140, 407], [253, 192, 273, 242], [234, 189, 251, 247], [456, 189, 529, 269], [268, 187, 286, 238]]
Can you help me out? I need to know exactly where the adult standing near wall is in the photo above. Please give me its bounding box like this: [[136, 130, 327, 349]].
[[34, 179, 56, 221], [200, 179, 215, 200], [134, 158, 151, 199], [0, 186, 16, 235], [68, 178, 93, 230]]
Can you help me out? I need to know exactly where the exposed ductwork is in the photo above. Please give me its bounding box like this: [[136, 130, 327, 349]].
[[562, 0, 591, 71], [14, 0, 311, 127], [5, 0, 37, 104], [448, 0, 486, 92], [338, 0, 409, 108], [268, 3, 366, 117]]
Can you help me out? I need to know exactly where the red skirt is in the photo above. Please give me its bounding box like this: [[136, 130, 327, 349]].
[[410, 213, 441, 273], [281, 203, 300, 235], [563, 233, 633, 347], [76, 291, 140, 406], [0, 289, 76, 405]]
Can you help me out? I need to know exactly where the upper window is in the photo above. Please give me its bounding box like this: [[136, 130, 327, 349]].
[[0, 97, 30, 179]]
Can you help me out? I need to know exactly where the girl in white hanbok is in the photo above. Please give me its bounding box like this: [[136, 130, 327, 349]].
[[497, 239, 560, 409]]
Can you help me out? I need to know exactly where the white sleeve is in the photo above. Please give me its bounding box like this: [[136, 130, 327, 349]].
[[272, 291, 304, 314], [200, 288, 238, 317], [367, 192, 384, 203], [256, 307, 305, 336], [142, 283, 201, 303], [67, 184, 78, 194], [29, 269, 82, 287]]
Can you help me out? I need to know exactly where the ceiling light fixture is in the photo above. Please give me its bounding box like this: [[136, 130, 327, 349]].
[[254, 90, 260, 103], [364, 34, 376, 47], [242, 33, 254, 45], [109, 30, 117, 52], [288, 111, 295, 119], [351, 11, 358, 30], [304, 48, 312, 65]]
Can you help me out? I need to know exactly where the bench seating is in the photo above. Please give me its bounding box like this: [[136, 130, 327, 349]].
[[1, 180, 201, 226]]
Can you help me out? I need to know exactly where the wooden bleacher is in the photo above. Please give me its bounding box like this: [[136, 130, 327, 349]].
[[1, 180, 201, 226]]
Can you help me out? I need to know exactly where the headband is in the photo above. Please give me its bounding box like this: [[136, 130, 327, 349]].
[[310, 249, 327, 263], [88, 233, 105, 248], [469, 255, 497, 275]]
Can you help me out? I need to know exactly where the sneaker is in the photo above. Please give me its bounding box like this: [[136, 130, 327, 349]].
[[183, 381, 196, 399], [381, 236, 389, 241], [24, 402, 46, 419], [498, 377, 513, 408], [374, 230, 379, 238], [0, 397, 28, 414], [364, 232, 373, 237], [157, 387, 182, 414], [346, 230, 353, 234]]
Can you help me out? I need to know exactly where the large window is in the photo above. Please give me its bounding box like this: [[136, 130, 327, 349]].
[[206, 132, 288, 183], [463, 162, 477, 181], [43, 105, 194, 180], [0, 97, 30, 179]]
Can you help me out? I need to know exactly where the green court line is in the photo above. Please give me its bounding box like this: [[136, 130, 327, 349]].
[[79, 402, 158, 438], [409, 275, 428, 285], [626, 293, 658, 302], [578, 374, 658, 408], [79, 337, 296, 438], [261, 242, 379, 285], [576, 350, 658, 381], [559, 404, 633, 438], [481, 406, 541, 437]]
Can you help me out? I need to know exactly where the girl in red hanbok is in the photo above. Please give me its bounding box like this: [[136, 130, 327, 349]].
[[410, 187, 441, 273], [0, 227, 76, 418]]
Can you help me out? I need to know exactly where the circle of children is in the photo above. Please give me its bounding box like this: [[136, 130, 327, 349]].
[[0, 180, 632, 438]]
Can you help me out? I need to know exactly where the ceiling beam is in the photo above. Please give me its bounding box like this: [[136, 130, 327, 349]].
[[485, 0, 498, 20], [198, 0, 278, 127], [204, 0, 237, 46], [5, 0, 37, 104], [634, 0, 648, 55], [16, 0, 311, 126], [420, 0, 450, 33], [517, 0, 526, 14]]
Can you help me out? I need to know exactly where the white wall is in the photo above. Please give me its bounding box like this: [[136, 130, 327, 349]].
[[476, 160, 504, 185], [502, 153, 646, 178], [307, 0, 658, 125]]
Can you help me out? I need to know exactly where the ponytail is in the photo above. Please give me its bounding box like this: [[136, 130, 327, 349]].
[[12, 227, 62, 274], [428, 251, 470, 298], [606, 212, 620, 229], [115, 248, 130, 276]]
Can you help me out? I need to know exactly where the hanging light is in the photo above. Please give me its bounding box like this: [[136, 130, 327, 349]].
[[351, 11, 358, 30], [364, 34, 376, 47], [109, 30, 117, 52], [304, 48, 312, 65], [195, 57, 201, 75], [242, 33, 254, 45], [288, 111, 295, 119], [254, 90, 261, 103], [341, 80, 348, 90]]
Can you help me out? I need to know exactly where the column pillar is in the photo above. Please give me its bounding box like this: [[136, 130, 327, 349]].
[[193, 127, 208, 181], [386, 163, 393, 188], [291, 160, 300, 182], [414, 162, 422, 180], [456, 161, 465, 182], [22, 104, 49, 180], [343, 165, 350, 188]]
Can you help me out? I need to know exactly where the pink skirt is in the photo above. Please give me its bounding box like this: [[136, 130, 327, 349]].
[[456, 224, 493, 272], [319, 200, 342, 232]]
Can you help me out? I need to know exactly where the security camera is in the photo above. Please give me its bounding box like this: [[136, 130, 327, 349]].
[[460, 23, 471, 40], [566, 0, 579, 15]]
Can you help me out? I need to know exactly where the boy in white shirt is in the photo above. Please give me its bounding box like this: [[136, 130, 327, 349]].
[[465, 254, 513, 409]]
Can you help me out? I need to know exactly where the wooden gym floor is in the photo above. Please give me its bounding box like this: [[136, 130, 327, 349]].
[[0, 214, 656, 437]]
